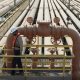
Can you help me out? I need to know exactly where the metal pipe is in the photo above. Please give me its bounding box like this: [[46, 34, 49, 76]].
[[0, 0, 22, 16], [37, 0, 43, 21], [54, 0, 79, 34], [57, 0, 80, 29], [0, 0, 13, 5], [44, 0, 50, 21], [6, 23, 80, 78], [21, 0, 39, 26], [0, 0, 34, 46]]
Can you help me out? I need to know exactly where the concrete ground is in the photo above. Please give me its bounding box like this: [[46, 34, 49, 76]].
[[0, 76, 72, 80], [0, 72, 72, 80]]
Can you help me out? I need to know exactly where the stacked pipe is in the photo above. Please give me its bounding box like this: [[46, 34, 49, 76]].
[[21, 0, 40, 26], [0, 0, 22, 16], [37, 0, 43, 21], [47, 0, 55, 24], [44, 0, 50, 21], [57, 0, 80, 29], [28, 0, 40, 21], [0, 0, 34, 47]]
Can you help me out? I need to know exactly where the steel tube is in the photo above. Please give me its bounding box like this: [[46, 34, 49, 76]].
[[0, 0, 22, 16], [57, 0, 80, 29]]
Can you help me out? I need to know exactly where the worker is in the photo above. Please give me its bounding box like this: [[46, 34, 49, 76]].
[[10, 27, 24, 75]]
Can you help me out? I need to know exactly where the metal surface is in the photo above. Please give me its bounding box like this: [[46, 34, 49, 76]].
[[58, 0, 80, 29], [5, 21, 80, 80], [0, 0, 22, 16]]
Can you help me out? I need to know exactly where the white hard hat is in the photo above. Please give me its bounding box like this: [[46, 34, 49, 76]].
[[10, 27, 18, 33]]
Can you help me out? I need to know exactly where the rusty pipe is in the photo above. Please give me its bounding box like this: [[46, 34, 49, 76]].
[[5, 22, 80, 80]]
